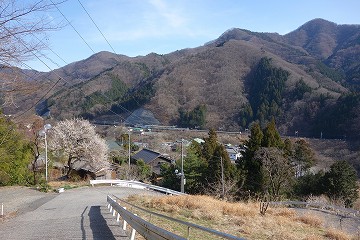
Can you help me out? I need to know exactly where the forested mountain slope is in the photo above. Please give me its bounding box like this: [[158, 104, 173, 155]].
[[2, 18, 359, 139]]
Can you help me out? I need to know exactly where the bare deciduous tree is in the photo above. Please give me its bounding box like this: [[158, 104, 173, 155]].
[[49, 118, 109, 177], [254, 147, 294, 200], [21, 116, 45, 184], [0, 0, 63, 65], [203, 178, 239, 201], [0, 0, 64, 112]]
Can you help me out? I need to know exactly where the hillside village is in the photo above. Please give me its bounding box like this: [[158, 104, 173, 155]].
[[1, 1, 360, 238], [1, 14, 359, 198]]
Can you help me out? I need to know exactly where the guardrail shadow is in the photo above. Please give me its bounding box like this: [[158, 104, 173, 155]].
[[87, 205, 117, 240]]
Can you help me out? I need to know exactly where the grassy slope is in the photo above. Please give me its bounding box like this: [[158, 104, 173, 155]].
[[124, 194, 355, 240]]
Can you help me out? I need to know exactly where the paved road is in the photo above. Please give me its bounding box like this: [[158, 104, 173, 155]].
[[0, 186, 156, 239]]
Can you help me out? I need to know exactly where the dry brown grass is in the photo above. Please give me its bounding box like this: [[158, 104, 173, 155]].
[[47, 180, 89, 189], [146, 195, 258, 220], [124, 194, 355, 240], [324, 228, 352, 240], [295, 214, 323, 228], [353, 186, 360, 211]]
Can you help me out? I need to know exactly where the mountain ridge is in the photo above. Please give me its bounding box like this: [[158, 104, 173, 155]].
[[2, 18, 360, 139]]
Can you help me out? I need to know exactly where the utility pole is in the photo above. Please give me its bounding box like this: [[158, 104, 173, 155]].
[[128, 133, 131, 169], [181, 139, 184, 193], [39, 124, 52, 182], [127, 128, 133, 179], [220, 156, 224, 199]]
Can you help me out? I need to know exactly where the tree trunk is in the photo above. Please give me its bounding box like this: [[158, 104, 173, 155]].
[[32, 162, 37, 185], [67, 158, 73, 177]]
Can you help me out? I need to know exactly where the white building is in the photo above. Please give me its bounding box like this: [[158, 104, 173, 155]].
[[226, 147, 242, 163]]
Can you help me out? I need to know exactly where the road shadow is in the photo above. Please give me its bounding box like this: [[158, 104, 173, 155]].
[[88, 206, 116, 240]]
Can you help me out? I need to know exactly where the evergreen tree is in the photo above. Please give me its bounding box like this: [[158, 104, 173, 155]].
[[323, 160, 358, 207], [207, 145, 234, 184], [0, 114, 32, 185], [293, 171, 325, 197], [247, 57, 289, 126], [262, 119, 283, 148], [135, 160, 151, 181], [241, 122, 264, 194], [160, 164, 180, 191], [246, 122, 264, 153], [283, 138, 293, 157], [293, 139, 316, 177], [202, 129, 237, 192], [202, 128, 218, 161], [241, 120, 288, 197], [178, 105, 207, 129], [188, 105, 207, 129], [238, 103, 253, 129], [183, 142, 208, 194]]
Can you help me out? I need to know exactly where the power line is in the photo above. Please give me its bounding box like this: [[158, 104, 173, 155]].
[[2, 1, 155, 127], [50, 0, 96, 54], [77, 0, 116, 53], [76, 0, 153, 125], [53, 0, 150, 125], [1, 19, 128, 123]]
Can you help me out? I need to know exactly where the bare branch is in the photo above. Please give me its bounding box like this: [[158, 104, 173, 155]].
[[0, 0, 65, 66]]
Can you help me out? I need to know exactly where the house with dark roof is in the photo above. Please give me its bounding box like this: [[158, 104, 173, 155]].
[[225, 147, 242, 164], [131, 148, 174, 174]]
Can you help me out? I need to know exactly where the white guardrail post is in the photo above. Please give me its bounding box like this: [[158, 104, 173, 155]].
[[107, 195, 187, 240], [122, 207, 127, 231], [106, 195, 244, 240], [130, 214, 137, 240]]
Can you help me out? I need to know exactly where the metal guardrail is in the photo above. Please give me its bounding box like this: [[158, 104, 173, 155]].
[[269, 201, 360, 218], [90, 179, 185, 196], [107, 195, 245, 240], [107, 195, 185, 240]]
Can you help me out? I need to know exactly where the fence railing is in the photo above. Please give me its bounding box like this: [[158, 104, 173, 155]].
[[107, 195, 245, 240], [90, 179, 185, 196], [269, 201, 360, 218]]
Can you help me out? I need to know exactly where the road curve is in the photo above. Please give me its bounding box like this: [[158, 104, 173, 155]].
[[0, 186, 156, 239]]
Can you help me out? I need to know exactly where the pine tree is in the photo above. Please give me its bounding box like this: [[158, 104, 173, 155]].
[[293, 139, 315, 177], [241, 122, 264, 194], [160, 164, 180, 191], [323, 160, 358, 207], [262, 119, 283, 148], [202, 129, 237, 190], [241, 120, 289, 197], [202, 128, 218, 161], [248, 57, 289, 126], [183, 142, 207, 194]]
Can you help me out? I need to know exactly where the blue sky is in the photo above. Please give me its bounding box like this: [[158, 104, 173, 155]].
[[25, 0, 360, 72]]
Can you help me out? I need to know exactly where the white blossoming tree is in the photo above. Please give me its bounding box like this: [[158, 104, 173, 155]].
[[48, 119, 109, 177]]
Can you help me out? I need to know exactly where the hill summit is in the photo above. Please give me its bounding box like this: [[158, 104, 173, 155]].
[[3, 18, 360, 139]]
